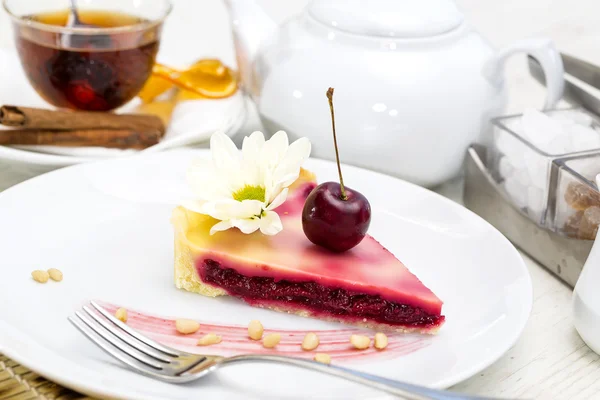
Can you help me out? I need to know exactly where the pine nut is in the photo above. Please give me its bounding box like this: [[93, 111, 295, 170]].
[[31, 270, 49, 283], [115, 308, 128, 323], [350, 334, 371, 350], [47, 268, 63, 282], [301, 332, 320, 351], [262, 333, 281, 348], [175, 319, 200, 334], [197, 333, 222, 346], [314, 353, 331, 364], [248, 320, 264, 340], [374, 332, 388, 350]]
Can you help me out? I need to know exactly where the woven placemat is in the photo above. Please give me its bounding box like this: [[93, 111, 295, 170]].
[[0, 354, 93, 400]]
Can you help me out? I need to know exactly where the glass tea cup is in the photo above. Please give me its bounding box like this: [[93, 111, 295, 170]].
[[3, 0, 172, 111]]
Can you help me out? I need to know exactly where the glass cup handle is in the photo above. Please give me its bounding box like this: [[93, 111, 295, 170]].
[[482, 38, 565, 110]]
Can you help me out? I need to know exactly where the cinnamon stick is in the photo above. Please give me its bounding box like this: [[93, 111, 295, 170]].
[[0, 105, 165, 134], [0, 128, 161, 149]]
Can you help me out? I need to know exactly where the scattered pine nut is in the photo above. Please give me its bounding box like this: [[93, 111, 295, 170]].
[[115, 308, 128, 323], [31, 270, 49, 283], [301, 332, 320, 351], [314, 353, 331, 364], [175, 319, 200, 334], [47, 268, 63, 282], [350, 334, 371, 350], [262, 333, 281, 348], [374, 332, 388, 350], [248, 320, 264, 340], [197, 333, 222, 346]]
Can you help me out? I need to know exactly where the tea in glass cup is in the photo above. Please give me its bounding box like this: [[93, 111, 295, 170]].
[[3, 0, 171, 111]]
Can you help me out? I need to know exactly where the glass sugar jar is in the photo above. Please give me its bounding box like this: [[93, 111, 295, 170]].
[[488, 107, 600, 240]]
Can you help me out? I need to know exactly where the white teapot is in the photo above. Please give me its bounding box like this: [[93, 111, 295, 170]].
[[225, 0, 564, 186]]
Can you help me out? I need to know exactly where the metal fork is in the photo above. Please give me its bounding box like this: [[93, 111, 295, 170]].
[[68, 302, 510, 400]]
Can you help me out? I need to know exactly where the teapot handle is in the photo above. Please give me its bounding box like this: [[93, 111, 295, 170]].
[[483, 38, 564, 109]]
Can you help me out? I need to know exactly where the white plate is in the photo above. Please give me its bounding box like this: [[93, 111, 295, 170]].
[[0, 150, 532, 400]]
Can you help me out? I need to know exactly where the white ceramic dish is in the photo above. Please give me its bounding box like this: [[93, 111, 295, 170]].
[[0, 150, 532, 400]]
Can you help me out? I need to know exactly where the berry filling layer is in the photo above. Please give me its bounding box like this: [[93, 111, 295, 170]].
[[198, 259, 445, 329]]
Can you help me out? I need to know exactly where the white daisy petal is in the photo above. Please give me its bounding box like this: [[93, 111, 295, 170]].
[[233, 200, 264, 218], [242, 131, 266, 164], [199, 200, 238, 220], [272, 137, 312, 187], [201, 199, 263, 220], [241, 131, 266, 186], [233, 218, 261, 234], [197, 202, 220, 219], [263, 167, 275, 203], [268, 131, 289, 151], [260, 131, 289, 172], [286, 137, 312, 163], [208, 135, 245, 193], [210, 220, 233, 235], [272, 172, 300, 189], [241, 166, 261, 188], [211, 131, 241, 173], [266, 188, 288, 211], [259, 211, 283, 235]]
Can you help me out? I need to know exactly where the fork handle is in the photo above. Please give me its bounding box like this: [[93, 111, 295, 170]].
[[223, 354, 510, 400]]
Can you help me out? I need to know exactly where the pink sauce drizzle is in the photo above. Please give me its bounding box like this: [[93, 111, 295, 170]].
[[99, 302, 431, 362]]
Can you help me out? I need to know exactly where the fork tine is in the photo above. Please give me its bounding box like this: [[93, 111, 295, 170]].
[[68, 315, 165, 379], [90, 301, 182, 357], [82, 306, 173, 363], [72, 311, 165, 369]]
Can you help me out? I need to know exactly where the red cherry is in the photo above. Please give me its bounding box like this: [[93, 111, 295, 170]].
[[302, 182, 371, 252], [69, 81, 96, 105], [301, 87, 371, 252]]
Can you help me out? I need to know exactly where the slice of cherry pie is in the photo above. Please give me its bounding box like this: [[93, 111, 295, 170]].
[[172, 170, 444, 333]]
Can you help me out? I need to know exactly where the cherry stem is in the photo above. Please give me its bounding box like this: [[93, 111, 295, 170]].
[[326, 87, 347, 201]]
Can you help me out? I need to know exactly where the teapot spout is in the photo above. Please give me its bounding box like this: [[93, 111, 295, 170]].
[[224, 0, 277, 94]]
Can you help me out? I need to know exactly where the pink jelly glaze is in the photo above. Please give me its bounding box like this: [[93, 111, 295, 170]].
[[185, 182, 444, 320], [99, 302, 431, 361]]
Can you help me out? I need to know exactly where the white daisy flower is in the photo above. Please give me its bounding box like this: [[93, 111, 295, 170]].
[[182, 130, 311, 236]]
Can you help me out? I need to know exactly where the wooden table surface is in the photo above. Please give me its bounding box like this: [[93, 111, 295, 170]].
[[1, 1, 599, 399]]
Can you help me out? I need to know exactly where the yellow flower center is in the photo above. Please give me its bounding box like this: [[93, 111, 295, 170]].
[[232, 185, 266, 202]]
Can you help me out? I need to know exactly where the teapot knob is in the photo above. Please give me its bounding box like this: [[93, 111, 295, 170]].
[[482, 38, 564, 110]]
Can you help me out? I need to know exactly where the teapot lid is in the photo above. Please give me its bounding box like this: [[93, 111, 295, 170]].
[[307, 0, 464, 38]]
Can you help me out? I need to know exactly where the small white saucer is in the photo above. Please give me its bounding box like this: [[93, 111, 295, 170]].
[[0, 49, 247, 189]]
